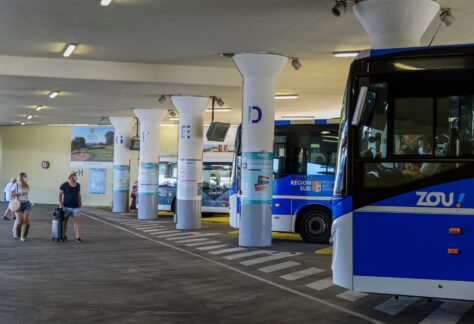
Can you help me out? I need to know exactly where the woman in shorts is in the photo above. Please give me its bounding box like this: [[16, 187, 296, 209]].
[[11, 172, 31, 242]]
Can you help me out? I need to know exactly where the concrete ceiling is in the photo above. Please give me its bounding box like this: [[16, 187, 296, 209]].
[[0, 0, 473, 126]]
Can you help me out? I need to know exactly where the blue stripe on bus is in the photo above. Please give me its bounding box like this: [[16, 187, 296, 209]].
[[274, 119, 330, 126], [275, 120, 291, 125], [370, 178, 474, 209], [332, 196, 352, 220], [354, 211, 474, 282], [370, 43, 474, 58], [273, 198, 292, 215]]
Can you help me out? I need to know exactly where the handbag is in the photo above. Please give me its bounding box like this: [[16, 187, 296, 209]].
[[8, 184, 21, 212]]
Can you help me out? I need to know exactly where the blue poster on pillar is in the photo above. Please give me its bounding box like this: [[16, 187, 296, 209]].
[[139, 163, 159, 195], [113, 165, 130, 193], [89, 168, 107, 195], [241, 152, 273, 205]]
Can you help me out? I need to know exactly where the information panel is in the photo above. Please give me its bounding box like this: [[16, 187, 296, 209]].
[[113, 165, 130, 192], [89, 168, 107, 195], [241, 152, 273, 205], [139, 162, 159, 195]]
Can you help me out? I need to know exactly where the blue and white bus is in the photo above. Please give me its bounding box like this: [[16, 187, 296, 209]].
[[158, 154, 232, 214], [332, 45, 474, 300], [230, 119, 339, 243]]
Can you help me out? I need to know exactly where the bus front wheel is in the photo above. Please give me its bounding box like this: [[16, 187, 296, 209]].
[[298, 208, 332, 244]]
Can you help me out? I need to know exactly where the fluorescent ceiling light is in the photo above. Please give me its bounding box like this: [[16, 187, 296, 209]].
[[49, 91, 60, 99], [333, 51, 359, 58], [169, 117, 179, 121], [100, 0, 112, 6], [20, 122, 26, 126], [160, 123, 178, 127], [35, 105, 43, 111], [63, 43, 77, 57], [27, 115, 33, 120], [275, 94, 299, 100], [321, 131, 331, 135], [205, 108, 231, 112]]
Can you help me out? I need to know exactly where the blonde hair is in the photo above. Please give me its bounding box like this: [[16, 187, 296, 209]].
[[18, 172, 29, 190]]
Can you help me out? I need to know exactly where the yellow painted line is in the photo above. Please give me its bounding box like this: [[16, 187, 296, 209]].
[[202, 216, 229, 224], [315, 247, 333, 255], [228, 231, 302, 240], [158, 211, 174, 216]]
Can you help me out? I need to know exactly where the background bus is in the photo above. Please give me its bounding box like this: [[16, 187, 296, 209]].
[[158, 154, 233, 214], [332, 45, 474, 301], [230, 119, 339, 243]]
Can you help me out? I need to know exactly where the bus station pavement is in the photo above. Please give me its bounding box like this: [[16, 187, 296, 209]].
[[0, 204, 473, 324]]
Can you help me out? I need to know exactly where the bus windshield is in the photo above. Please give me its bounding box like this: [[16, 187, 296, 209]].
[[273, 125, 338, 178], [353, 71, 474, 205]]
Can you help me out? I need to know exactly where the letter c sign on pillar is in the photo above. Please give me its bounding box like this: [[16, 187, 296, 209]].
[[248, 106, 262, 124]]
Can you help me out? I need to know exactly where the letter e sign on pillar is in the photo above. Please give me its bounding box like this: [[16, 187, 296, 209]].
[[181, 125, 191, 139]]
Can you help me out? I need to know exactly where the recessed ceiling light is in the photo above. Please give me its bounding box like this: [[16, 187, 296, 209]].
[[63, 43, 77, 57], [27, 115, 33, 120], [35, 105, 43, 111], [275, 94, 299, 100], [49, 91, 60, 99], [20, 121, 26, 126], [100, 0, 112, 6], [333, 51, 360, 58], [205, 108, 231, 112]]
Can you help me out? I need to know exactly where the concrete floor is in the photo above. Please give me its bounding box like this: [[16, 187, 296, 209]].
[[1, 204, 473, 324]]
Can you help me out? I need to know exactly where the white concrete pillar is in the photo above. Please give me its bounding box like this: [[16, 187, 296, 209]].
[[233, 53, 287, 247], [354, 0, 440, 49], [171, 96, 210, 230], [109, 117, 134, 213], [134, 108, 166, 220]]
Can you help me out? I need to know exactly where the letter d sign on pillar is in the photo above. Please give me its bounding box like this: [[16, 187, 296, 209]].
[[249, 106, 262, 124]]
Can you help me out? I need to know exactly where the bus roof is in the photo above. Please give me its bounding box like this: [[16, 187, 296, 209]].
[[358, 43, 474, 60], [274, 118, 339, 126]]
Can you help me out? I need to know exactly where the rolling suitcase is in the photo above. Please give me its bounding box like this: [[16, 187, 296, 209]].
[[52, 208, 65, 242]]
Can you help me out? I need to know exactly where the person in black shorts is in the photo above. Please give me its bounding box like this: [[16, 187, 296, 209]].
[[59, 171, 82, 243]]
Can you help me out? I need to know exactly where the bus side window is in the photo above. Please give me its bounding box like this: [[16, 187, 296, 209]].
[[436, 96, 474, 157], [358, 83, 388, 159], [394, 97, 433, 156]]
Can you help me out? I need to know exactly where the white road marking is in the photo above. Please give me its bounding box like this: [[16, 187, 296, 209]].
[[162, 233, 198, 239], [306, 276, 334, 291], [240, 252, 301, 266], [209, 247, 247, 255], [166, 233, 218, 240], [336, 290, 369, 302], [174, 238, 210, 244], [258, 261, 301, 274], [196, 244, 229, 251], [185, 240, 220, 247], [374, 296, 420, 316], [142, 228, 167, 233], [223, 250, 274, 260], [280, 267, 324, 281], [152, 230, 182, 236], [84, 213, 384, 324], [132, 225, 164, 230], [419, 301, 473, 324]]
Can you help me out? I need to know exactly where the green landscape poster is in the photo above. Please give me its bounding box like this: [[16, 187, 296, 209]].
[[70, 127, 114, 168]]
